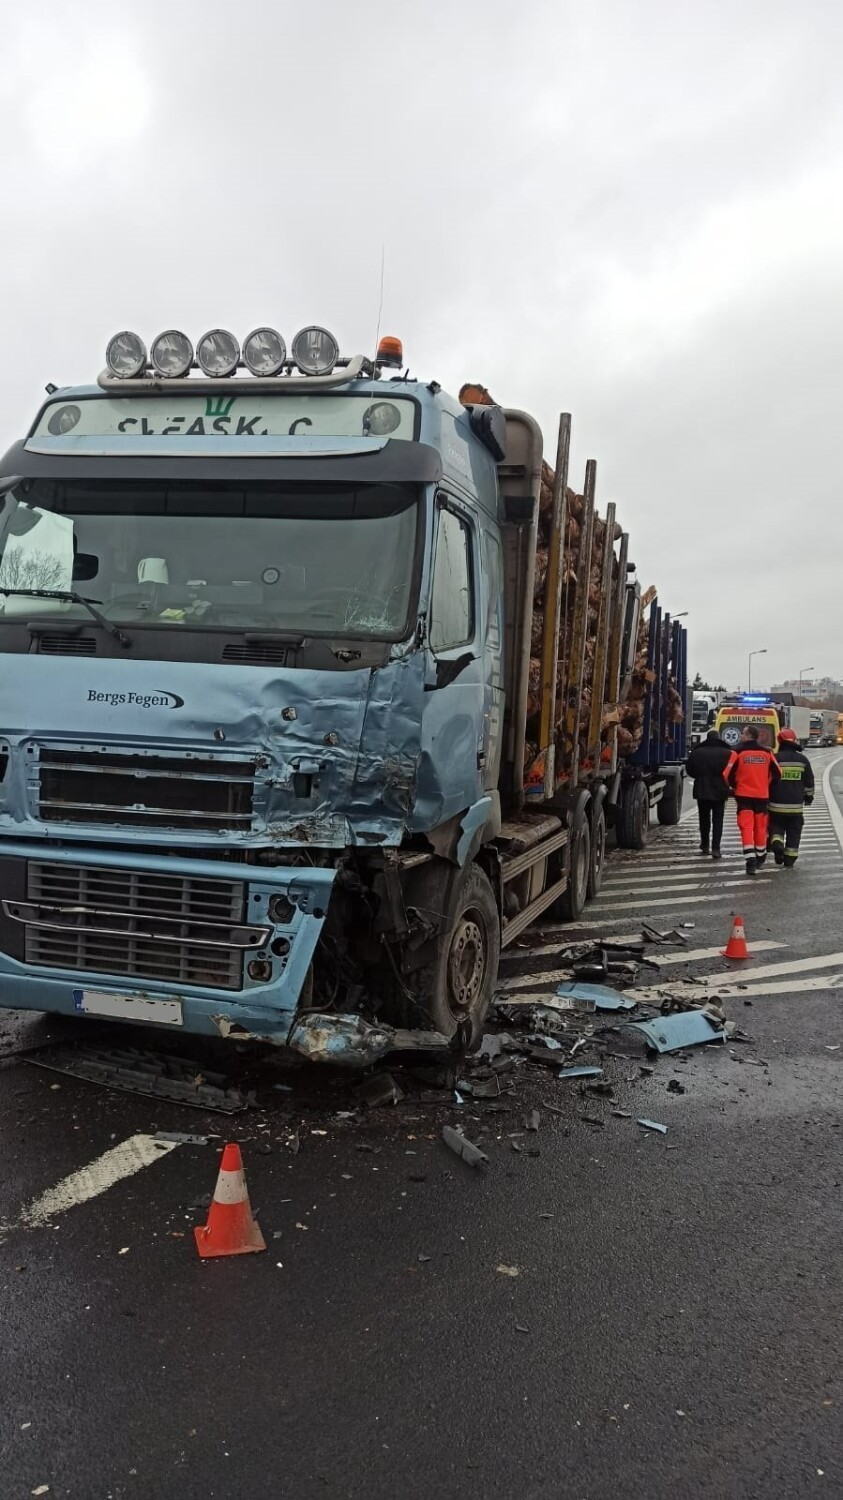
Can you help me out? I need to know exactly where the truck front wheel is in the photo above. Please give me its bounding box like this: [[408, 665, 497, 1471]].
[[409, 863, 500, 1049]]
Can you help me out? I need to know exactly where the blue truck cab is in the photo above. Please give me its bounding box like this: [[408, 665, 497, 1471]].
[[0, 326, 685, 1064]]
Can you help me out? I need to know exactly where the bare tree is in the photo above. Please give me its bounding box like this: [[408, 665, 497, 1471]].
[[0, 548, 67, 591]]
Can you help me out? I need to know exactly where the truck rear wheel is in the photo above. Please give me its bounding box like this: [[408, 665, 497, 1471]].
[[657, 771, 684, 826], [559, 813, 591, 921], [588, 807, 607, 897], [404, 863, 500, 1050], [616, 780, 649, 849]]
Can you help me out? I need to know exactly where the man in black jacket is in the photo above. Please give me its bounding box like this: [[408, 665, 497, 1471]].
[[686, 729, 732, 858], [768, 728, 815, 868]]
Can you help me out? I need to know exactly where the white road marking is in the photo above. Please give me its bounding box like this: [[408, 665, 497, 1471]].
[[648, 940, 786, 967], [814, 761, 843, 851], [11, 1134, 178, 1231], [625, 950, 843, 1002], [498, 939, 787, 987], [504, 975, 843, 1004], [587, 888, 770, 914]]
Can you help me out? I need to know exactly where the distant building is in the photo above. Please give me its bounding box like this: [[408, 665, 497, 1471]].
[[772, 677, 843, 701]]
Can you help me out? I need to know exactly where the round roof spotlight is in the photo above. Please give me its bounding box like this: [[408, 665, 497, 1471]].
[[150, 329, 194, 378], [196, 328, 240, 378], [292, 325, 338, 376], [363, 401, 401, 436], [243, 327, 287, 376], [105, 330, 147, 379], [47, 403, 82, 435]]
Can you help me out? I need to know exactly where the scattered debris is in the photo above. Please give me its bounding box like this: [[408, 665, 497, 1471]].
[[637, 1119, 668, 1134], [478, 1035, 504, 1060], [524, 1110, 541, 1132], [441, 1125, 488, 1169], [612, 1108, 633, 1118], [356, 1072, 404, 1108], [666, 1079, 686, 1094], [153, 1131, 209, 1146], [515, 1323, 530, 1333], [555, 982, 636, 1013], [626, 1011, 726, 1054], [496, 1264, 520, 1277], [641, 924, 688, 945], [558, 1066, 604, 1081]]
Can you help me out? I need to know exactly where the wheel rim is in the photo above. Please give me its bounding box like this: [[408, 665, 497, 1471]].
[[446, 912, 487, 1015]]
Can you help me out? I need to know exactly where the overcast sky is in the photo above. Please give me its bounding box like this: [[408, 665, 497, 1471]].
[[1, 0, 841, 689]]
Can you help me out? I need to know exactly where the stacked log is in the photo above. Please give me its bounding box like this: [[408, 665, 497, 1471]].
[[459, 383, 682, 778]]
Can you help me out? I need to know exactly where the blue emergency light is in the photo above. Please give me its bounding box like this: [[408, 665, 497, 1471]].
[[740, 694, 770, 704]]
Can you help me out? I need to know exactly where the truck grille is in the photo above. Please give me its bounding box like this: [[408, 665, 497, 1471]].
[[37, 748, 256, 832], [20, 861, 251, 990]]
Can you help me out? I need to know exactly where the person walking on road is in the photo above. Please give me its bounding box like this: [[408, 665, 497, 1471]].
[[767, 727, 814, 869], [686, 729, 732, 858], [723, 725, 781, 876]]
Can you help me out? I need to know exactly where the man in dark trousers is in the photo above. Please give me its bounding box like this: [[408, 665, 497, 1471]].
[[723, 725, 781, 876], [686, 729, 732, 858], [768, 727, 814, 868]]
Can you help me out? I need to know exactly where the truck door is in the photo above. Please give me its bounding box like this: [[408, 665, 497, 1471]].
[[416, 497, 485, 825]]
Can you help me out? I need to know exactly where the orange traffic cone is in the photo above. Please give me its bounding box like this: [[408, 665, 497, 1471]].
[[721, 914, 751, 960], [194, 1142, 266, 1258]]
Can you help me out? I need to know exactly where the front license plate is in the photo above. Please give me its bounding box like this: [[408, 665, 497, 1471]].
[[72, 989, 184, 1026]]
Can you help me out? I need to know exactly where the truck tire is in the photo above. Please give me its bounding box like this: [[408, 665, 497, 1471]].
[[559, 811, 591, 921], [404, 863, 500, 1050], [657, 771, 684, 826], [616, 780, 649, 849], [588, 806, 607, 898]]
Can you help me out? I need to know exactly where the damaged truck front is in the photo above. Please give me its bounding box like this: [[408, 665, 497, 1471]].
[[0, 325, 684, 1063]]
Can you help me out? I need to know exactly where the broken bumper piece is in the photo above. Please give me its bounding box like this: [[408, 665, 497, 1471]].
[[287, 1012, 450, 1067]]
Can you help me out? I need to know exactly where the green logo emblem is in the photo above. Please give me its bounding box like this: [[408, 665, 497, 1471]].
[[205, 396, 235, 418]]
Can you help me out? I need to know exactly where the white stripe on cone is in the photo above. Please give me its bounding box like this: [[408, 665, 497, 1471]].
[[213, 1167, 248, 1205]]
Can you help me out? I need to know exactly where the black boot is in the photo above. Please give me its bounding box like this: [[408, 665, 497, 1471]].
[[711, 848, 722, 859], [700, 843, 709, 855], [745, 857, 757, 877]]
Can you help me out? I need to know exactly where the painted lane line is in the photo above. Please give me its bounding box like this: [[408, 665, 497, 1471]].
[[814, 757, 843, 854], [589, 888, 771, 914], [498, 939, 788, 986], [10, 1134, 178, 1231], [503, 975, 843, 1004], [625, 949, 843, 1003]]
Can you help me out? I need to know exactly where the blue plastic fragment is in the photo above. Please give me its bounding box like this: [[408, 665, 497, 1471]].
[[627, 1010, 725, 1054], [527, 1035, 564, 1051], [637, 1118, 668, 1134], [555, 982, 636, 1012], [558, 1065, 604, 1080]]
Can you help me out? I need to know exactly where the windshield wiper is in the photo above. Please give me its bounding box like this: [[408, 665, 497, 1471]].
[[0, 588, 131, 648]]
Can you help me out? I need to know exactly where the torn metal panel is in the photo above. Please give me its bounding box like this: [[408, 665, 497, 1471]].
[[555, 982, 636, 1012], [287, 1011, 449, 1067], [626, 1011, 726, 1053], [558, 1065, 604, 1080]]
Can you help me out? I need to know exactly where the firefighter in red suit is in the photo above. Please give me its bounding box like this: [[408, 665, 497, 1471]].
[[723, 725, 781, 876]]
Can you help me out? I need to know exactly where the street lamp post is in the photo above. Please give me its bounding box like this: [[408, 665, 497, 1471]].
[[748, 648, 767, 693], [798, 666, 814, 699]]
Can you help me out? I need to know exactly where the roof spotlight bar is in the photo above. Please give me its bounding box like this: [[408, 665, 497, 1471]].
[[98, 326, 404, 394]]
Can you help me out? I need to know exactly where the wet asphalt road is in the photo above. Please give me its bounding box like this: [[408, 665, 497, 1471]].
[[1, 752, 842, 1500]]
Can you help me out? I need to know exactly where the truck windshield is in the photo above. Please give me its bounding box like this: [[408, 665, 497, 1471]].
[[0, 481, 420, 638]]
